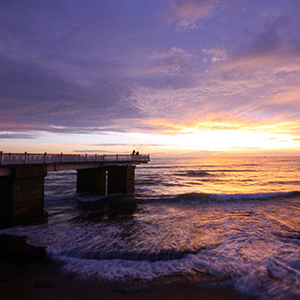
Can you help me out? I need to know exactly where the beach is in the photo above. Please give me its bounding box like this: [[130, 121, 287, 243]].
[[0, 235, 248, 300]]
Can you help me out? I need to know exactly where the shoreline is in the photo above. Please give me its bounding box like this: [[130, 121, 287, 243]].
[[0, 234, 253, 300]]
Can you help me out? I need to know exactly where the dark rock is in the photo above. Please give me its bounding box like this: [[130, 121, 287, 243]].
[[0, 234, 46, 261]]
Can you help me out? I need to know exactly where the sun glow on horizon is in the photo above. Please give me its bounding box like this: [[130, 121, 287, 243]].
[[1, 120, 299, 156], [175, 129, 296, 151], [142, 119, 300, 154]]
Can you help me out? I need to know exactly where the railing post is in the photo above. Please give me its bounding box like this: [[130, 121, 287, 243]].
[[0, 152, 149, 166]]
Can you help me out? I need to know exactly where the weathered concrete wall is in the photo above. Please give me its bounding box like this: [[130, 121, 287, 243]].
[[107, 165, 136, 194], [0, 165, 47, 228], [77, 168, 106, 195]]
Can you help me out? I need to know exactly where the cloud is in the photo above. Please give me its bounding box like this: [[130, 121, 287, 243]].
[[1, 0, 300, 149], [73, 150, 112, 153], [202, 48, 227, 63], [202, 10, 300, 124], [0, 55, 144, 131], [245, 16, 290, 56], [149, 47, 193, 71], [249, 92, 300, 120], [73, 142, 165, 153], [170, 0, 220, 30], [135, 47, 198, 91], [0, 133, 37, 139], [225, 10, 300, 64]]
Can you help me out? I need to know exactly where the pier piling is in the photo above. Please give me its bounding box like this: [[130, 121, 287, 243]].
[[0, 165, 47, 228], [0, 153, 150, 227]]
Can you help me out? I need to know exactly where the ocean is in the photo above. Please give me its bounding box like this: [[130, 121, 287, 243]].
[[1, 156, 300, 299]]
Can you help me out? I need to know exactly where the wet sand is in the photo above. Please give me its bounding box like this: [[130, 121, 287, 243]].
[[0, 235, 253, 300]]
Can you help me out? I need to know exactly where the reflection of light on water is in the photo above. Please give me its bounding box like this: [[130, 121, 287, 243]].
[[1, 194, 300, 299], [137, 157, 300, 195], [1, 157, 300, 299]]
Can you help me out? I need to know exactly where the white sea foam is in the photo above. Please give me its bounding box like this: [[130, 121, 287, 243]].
[[1, 193, 299, 300]]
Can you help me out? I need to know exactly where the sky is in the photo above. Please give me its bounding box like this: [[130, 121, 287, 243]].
[[1, 0, 300, 156]]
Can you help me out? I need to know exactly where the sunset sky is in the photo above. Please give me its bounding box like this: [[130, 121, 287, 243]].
[[1, 0, 300, 156]]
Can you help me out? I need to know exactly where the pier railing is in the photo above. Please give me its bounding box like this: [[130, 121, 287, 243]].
[[0, 152, 150, 166]]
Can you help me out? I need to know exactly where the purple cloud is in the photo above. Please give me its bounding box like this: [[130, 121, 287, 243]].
[[170, 0, 220, 30]]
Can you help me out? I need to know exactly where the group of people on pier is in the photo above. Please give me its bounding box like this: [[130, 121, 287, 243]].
[[132, 150, 139, 155]]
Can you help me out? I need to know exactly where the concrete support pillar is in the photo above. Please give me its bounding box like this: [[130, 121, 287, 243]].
[[108, 165, 136, 194], [77, 168, 106, 195], [0, 165, 47, 228]]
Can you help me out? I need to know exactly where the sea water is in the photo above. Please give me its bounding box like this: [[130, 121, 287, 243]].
[[1, 156, 300, 299]]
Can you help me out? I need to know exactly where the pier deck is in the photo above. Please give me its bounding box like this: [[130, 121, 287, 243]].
[[0, 152, 150, 227]]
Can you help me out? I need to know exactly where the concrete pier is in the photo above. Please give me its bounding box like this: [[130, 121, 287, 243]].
[[77, 168, 106, 195], [108, 165, 136, 194], [0, 165, 47, 228], [0, 152, 150, 227], [77, 165, 136, 195]]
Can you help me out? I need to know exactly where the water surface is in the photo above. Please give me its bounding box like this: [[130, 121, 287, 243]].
[[1, 156, 300, 300]]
